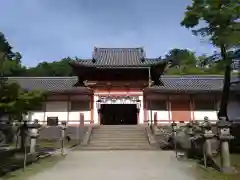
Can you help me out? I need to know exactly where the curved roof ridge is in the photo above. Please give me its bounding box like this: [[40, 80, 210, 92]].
[[161, 75, 225, 79], [6, 76, 78, 79]]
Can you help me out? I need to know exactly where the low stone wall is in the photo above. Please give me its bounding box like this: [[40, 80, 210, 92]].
[[39, 126, 88, 142]]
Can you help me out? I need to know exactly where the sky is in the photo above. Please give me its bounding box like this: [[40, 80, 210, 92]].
[[0, 0, 217, 67]]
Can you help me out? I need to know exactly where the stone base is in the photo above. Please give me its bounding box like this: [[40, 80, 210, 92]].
[[221, 166, 236, 174]]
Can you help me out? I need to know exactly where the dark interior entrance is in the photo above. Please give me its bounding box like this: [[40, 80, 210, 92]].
[[100, 104, 138, 125]]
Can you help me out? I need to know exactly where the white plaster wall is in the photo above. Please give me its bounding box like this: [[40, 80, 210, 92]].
[[228, 100, 240, 120], [193, 111, 218, 121], [68, 111, 91, 124], [45, 101, 68, 121], [68, 100, 91, 125], [147, 110, 169, 123], [29, 112, 45, 122]]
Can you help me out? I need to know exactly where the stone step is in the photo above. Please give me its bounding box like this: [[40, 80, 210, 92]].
[[89, 143, 150, 147], [94, 128, 145, 131], [92, 131, 146, 134], [90, 135, 147, 139], [83, 125, 152, 150], [95, 125, 145, 128], [94, 126, 144, 128], [90, 137, 148, 140], [89, 139, 149, 144], [93, 129, 145, 132], [78, 145, 154, 150], [89, 137, 148, 141], [92, 133, 146, 136]]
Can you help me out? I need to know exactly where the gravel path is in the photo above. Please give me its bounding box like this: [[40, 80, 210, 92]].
[[29, 150, 196, 180]]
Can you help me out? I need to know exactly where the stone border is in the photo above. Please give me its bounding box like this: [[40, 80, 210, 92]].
[[145, 126, 158, 148]]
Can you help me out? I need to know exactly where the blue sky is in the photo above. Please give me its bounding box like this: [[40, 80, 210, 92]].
[[0, 0, 216, 67]]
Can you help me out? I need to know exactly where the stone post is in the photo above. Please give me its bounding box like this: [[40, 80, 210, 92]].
[[186, 122, 195, 158], [217, 118, 235, 173], [29, 119, 41, 153], [59, 121, 67, 155], [171, 122, 177, 157]]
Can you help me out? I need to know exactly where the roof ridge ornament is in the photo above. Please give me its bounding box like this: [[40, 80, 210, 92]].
[[140, 47, 145, 62], [141, 56, 145, 62], [92, 47, 98, 63], [92, 58, 96, 63]]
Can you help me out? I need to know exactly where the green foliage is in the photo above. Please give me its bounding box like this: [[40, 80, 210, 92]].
[[181, 0, 240, 48], [24, 57, 75, 77], [0, 32, 26, 77], [0, 80, 45, 121], [165, 48, 197, 67], [1, 59, 26, 77], [0, 32, 14, 59], [181, 0, 240, 118]]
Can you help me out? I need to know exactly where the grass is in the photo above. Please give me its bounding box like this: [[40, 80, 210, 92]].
[[193, 154, 240, 180], [1, 155, 65, 180], [36, 138, 79, 150], [0, 138, 76, 178]]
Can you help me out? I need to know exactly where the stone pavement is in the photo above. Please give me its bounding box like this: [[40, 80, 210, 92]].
[[29, 151, 196, 180]]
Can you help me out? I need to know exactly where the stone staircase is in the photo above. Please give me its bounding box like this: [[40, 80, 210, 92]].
[[78, 125, 154, 150]]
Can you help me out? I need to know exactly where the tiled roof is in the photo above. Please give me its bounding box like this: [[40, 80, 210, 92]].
[[5, 77, 92, 94], [71, 47, 166, 68], [148, 75, 239, 93], [4, 75, 240, 93]]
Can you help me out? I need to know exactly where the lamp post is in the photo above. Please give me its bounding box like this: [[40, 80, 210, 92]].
[[216, 118, 235, 173], [201, 116, 214, 168], [29, 119, 41, 153], [171, 122, 177, 157], [59, 121, 67, 155]]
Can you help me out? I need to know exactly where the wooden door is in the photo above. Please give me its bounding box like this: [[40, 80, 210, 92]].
[[171, 100, 191, 122]]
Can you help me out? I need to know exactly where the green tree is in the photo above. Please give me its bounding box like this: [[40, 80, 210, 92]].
[[0, 81, 45, 121], [25, 57, 75, 76], [165, 48, 197, 67], [181, 0, 240, 119], [165, 48, 209, 74], [0, 32, 26, 76], [0, 31, 44, 124]]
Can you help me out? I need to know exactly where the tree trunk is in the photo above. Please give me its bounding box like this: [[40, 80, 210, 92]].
[[218, 44, 232, 120]]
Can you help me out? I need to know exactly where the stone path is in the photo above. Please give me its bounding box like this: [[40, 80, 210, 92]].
[[29, 150, 196, 180]]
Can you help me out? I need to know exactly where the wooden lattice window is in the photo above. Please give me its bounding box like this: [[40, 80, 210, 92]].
[[70, 101, 90, 111], [149, 100, 167, 110]]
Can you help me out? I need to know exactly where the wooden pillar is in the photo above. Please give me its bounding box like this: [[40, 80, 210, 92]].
[[90, 95, 94, 124], [190, 95, 195, 121], [154, 112, 157, 125], [80, 113, 84, 126], [67, 95, 70, 123], [43, 96, 47, 125], [167, 95, 171, 124]]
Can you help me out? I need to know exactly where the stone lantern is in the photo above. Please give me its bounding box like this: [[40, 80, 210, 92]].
[[59, 121, 67, 155], [216, 118, 235, 173], [29, 119, 41, 153], [200, 116, 215, 167]]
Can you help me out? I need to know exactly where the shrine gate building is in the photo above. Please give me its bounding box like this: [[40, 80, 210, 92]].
[[6, 47, 240, 125]]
